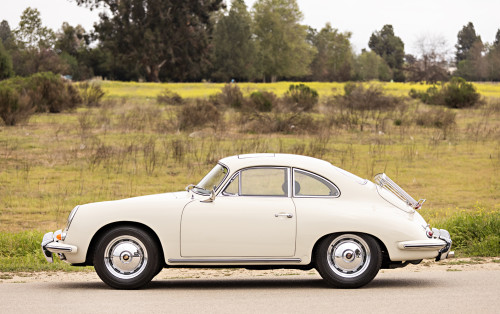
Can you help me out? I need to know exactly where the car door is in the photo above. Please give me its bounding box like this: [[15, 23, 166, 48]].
[[181, 167, 297, 257]]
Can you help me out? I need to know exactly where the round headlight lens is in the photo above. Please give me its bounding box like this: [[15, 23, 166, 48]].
[[66, 205, 80, 230]]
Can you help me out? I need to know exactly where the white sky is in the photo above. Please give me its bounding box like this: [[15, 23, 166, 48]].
[[1, 0, 499, 56]]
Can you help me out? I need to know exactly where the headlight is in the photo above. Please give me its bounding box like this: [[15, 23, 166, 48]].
[[66, 205, 80, 230]]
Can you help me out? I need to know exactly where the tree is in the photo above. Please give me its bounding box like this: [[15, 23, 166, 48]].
[[0, 40, 14, 79], [368, 25, 405, 81], [456, 40, 487, 81], [75, 0, 224, 82], [405, 35, 450, 83], [354, 50, 392, 81], [253, 0, 315, 82], [494, 29, 500, 47], [55, 22, 87, 56], [487, 29, 500, 81], [14, 7, 55, 50], [55, 22, 93, 80], [309, 23, 353, 81], [211, 0, 257, 82], [10, 8, 67, 76], [0, 20, 14, 50], [455, 22, 481, 64]]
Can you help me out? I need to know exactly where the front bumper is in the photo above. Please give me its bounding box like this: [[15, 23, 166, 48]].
[[398, 228, 453, 261], [41, 230, 78, 263]]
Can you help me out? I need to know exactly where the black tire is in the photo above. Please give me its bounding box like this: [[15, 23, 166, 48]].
[[315, 233, 382, 289], [93, 226, 160, 289], [155, 263, 164, 277]]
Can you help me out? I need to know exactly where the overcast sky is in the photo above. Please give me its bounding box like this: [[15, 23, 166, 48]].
[[1, 0, 499, 56]]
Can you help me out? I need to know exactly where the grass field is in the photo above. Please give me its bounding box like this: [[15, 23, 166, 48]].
[[0, 81, 499, 269]]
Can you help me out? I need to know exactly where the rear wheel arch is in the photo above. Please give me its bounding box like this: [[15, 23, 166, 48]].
[[85, 221, 165, 268], [311, 232, 390, 266], [314, 232, 384, 288]]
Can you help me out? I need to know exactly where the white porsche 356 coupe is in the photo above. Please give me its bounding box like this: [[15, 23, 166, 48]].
[[41, 153, 453, 289]]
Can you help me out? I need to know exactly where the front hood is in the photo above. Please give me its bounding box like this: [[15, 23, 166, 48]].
[[79, 190, 192, 212]]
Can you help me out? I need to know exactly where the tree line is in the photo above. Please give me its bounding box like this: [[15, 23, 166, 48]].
[[1, 0, 500, 83]]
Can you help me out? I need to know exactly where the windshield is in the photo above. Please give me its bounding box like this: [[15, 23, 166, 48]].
[[194, 164, 229, 195]]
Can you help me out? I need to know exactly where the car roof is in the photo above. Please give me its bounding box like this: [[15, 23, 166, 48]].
[[218, 153, 332, 173]]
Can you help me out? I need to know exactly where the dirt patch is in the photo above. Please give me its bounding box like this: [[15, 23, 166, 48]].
[[1, 258, 499, 284]]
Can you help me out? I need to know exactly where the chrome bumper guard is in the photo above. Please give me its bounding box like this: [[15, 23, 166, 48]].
[[433, 228, 453, 261], [41, 230, 78, 263], [398, 228, 453, 261]]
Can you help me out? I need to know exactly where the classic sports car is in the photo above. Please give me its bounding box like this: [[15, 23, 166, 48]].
[[41, 153, 453, 289]]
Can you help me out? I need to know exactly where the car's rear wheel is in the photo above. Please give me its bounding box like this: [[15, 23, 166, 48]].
[[94, 226, 160, 289], [315, 233, 381, 288]]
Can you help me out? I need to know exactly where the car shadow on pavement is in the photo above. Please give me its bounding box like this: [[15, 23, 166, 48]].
[[54, 276, 437, 290]]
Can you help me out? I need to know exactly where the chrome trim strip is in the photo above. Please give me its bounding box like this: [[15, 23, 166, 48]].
[[403, 243, 446, 249], [46, 244, 73, 252], [168, 258, 302, 264]]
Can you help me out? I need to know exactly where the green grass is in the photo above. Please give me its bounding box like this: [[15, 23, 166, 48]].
[[0, 231, 93, 272], [431, 209, 500, 257]]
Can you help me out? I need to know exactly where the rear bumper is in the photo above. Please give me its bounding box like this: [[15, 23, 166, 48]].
[[41, 230, 78, 263], [398, 228, 453, 261]]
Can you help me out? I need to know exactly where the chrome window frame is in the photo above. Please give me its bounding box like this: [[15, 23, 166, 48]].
[[193, 162, 230, 196], [220, 166, 291, 198], [292, 168, 341, 198]]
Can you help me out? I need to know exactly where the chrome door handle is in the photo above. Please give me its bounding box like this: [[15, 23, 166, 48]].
[[275, 213, 293, 218]]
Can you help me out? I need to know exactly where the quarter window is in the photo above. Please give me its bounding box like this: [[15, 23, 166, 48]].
[[293, 169, 339, 197]]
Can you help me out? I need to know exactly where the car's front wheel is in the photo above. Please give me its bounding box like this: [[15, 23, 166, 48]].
[[315, 233, 381, 288], [94, 226, 160, 289]]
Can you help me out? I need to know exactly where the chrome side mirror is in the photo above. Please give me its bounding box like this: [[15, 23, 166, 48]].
[[201, 189, 216, 203]]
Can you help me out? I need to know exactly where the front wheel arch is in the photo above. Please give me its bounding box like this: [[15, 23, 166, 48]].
[[85, 221, 165, 269]]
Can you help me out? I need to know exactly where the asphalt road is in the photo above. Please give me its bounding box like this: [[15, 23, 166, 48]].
[[1, 269, 499, 313]]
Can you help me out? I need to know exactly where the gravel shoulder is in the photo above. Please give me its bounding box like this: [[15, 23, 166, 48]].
[[1, 257, 499, 284]]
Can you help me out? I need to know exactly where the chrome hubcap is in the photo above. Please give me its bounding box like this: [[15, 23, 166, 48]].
[[104, 236, 148, 279], [327, 234, 370, 278]]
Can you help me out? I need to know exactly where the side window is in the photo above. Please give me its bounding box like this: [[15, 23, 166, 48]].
[[240, 168, 288, 197], [223, 173, 240, 196], [293, 169, 339, 197]]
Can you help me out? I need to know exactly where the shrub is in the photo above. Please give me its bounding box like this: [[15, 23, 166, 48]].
[[441, 77, 481, 108], [215, 83, 244, 108], [409, 86, 440, 104], [0, 84, 34, 126], [156, 88, 183, 106], [241, 111, 320, 134], [178, 99, 221, 131], [415, 107, 456, 139], [27, 72, 82, 113], [247, 91, 276, 112], [78, 82, 106, 107], [282, 84, 319, 112], [331, 83, 405, 131], [117, 105, 163, 132], [409, 77, 480, 108]]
